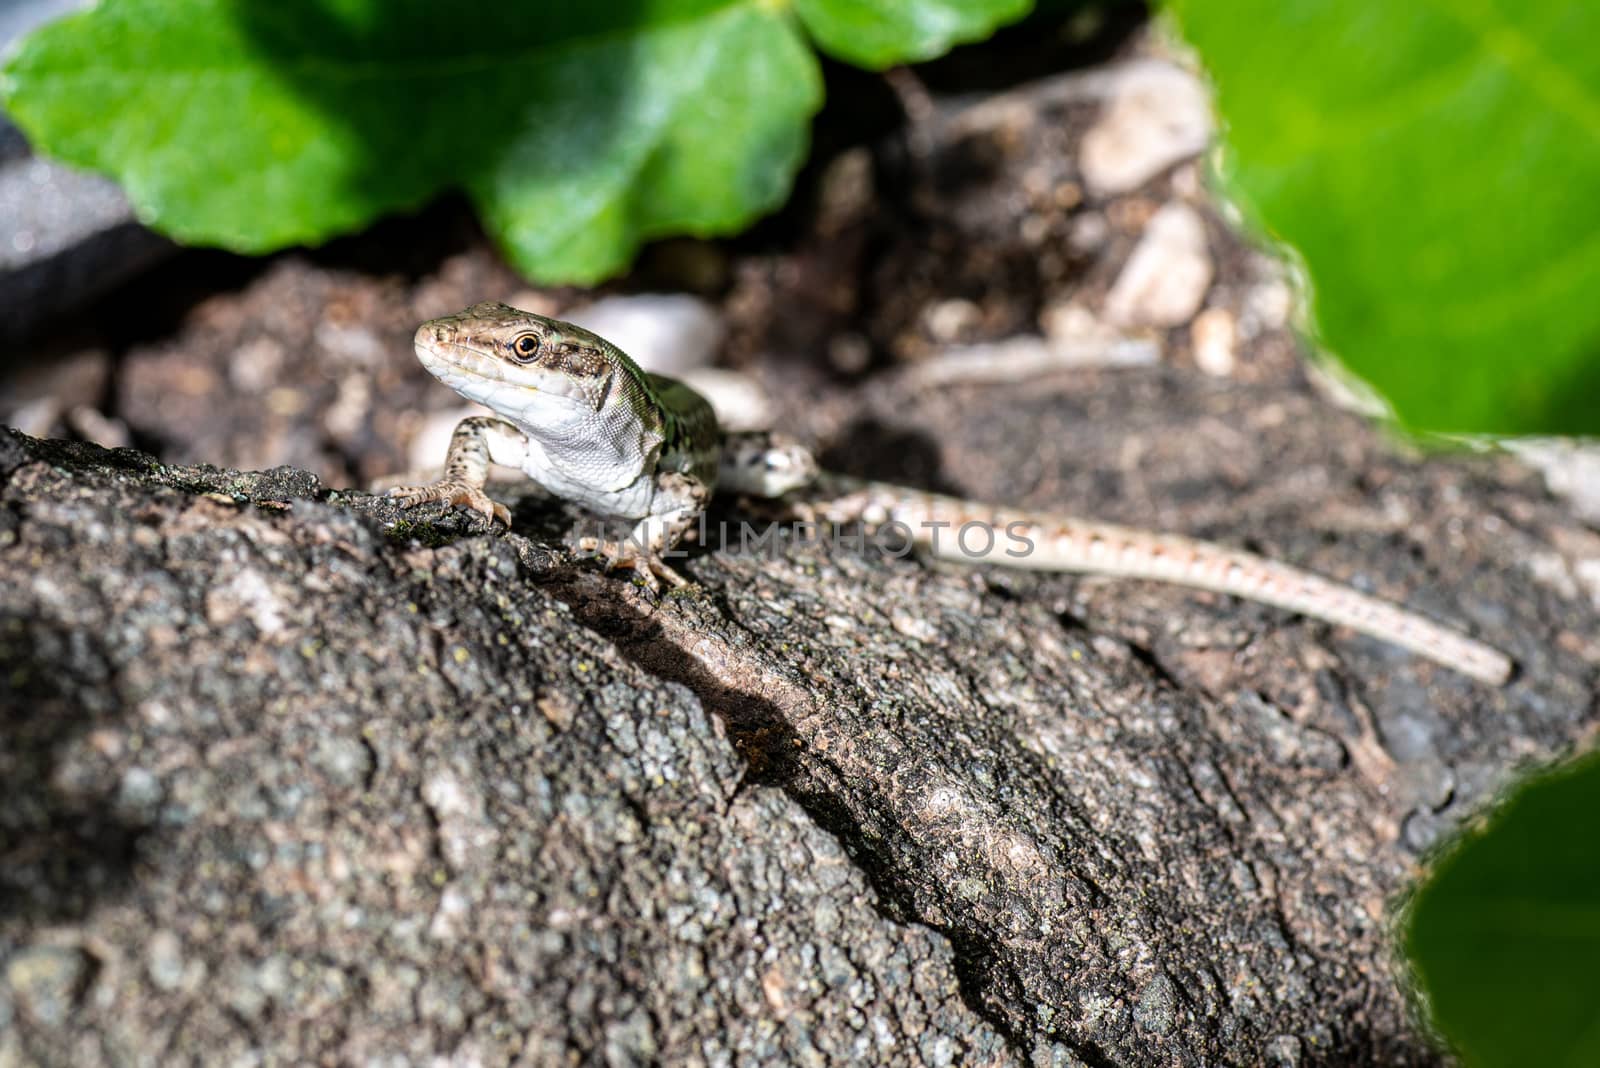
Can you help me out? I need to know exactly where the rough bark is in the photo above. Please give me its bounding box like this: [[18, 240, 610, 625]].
[[1, 356, 1593, 1066]]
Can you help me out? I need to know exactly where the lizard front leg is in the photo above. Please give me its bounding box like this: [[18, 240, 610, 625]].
[[389, 416, 529, 527], [576, 472, 710, 592]]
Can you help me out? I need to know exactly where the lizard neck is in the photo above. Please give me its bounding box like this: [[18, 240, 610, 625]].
[[510, 368, 668, 495], [570, 339, 720, 488]]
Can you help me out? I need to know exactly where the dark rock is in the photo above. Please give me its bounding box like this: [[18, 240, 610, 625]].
[[0, 121, 174, 347], [1, 1, 176, 346], [0, 396, 1592, 1065]]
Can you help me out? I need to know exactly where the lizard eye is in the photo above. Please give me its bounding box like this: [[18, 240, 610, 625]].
[[511, 334, 541, 362]]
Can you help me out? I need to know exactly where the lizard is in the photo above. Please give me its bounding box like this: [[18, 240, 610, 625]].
[[388, 302, 1514, 687]]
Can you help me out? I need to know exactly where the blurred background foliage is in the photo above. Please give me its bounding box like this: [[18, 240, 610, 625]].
[[1170, 1, 1600, 436], [1403, 750, 1600, 1068], [5, 1, 1596, 435], [1, 0, 1026, 283]]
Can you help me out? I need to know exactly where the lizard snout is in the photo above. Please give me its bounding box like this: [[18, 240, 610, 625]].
[[416, 320, 456, 349]]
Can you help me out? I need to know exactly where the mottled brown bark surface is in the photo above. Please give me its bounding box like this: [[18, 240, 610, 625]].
[[1, 349, 1592, 1066]]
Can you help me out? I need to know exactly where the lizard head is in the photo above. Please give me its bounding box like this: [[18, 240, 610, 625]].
[[414, 302, 617, 420]]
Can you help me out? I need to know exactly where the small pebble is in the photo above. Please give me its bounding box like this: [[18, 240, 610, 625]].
[[1191, 306, 1237, 376], [1080, 60, 1213, 196], [146, 931, 185, 992], [1105, 203, 1214, 328], [564, 294, 724, 377], [5, 945, 90, 1027]]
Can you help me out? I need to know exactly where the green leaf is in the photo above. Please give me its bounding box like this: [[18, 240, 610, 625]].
[[1, 0, 823, 283], [794, 0, 1033, 69], [1403, 750, 1600, 1067], [1, 0, 1041, 284], [1167, 1, 1600, 435], [467, 3, 822, 283]]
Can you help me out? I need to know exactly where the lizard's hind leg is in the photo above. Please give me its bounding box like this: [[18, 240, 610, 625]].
[[576, 472, 710, 591], [718, 432, 819, 499]]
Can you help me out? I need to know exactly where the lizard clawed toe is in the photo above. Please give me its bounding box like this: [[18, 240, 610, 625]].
[[575, 536, 687, 592], [389, 480, 511, 528]]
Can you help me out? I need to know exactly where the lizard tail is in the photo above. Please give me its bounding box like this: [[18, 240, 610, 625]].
[[808, 473, 1514, 686]]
